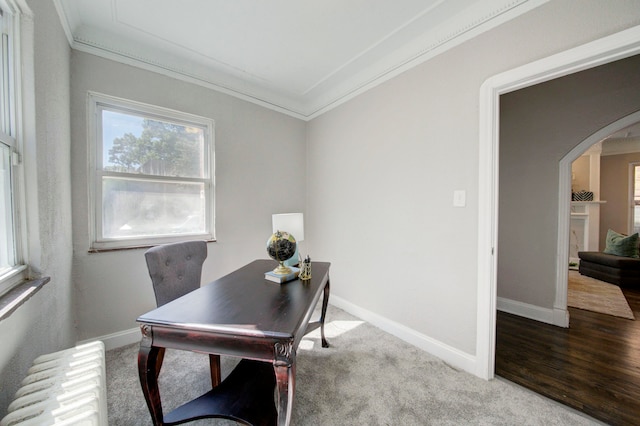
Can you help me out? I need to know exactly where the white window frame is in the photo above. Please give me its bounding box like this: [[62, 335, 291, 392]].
[[629, 162, 640, 236], [88, 92, 215, 251], [0, 0, 28, 297]]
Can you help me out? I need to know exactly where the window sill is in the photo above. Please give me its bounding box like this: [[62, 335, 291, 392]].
[[0, 276, 50, 322], [88, 238, 216, 253]]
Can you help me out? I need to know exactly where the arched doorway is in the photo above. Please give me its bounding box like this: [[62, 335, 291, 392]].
[[557, 112, 640, 325]]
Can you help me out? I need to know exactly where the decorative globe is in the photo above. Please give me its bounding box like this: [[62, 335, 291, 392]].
[[267, 230, 297, 274]]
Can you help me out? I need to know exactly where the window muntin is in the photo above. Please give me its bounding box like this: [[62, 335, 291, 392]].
[[90, 93, 215, 250]]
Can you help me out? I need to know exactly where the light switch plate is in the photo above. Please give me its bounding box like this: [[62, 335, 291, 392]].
[[453, 190, 466, 207]]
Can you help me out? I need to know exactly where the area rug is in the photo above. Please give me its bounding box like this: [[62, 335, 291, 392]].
[[568, 270, 635, 320]]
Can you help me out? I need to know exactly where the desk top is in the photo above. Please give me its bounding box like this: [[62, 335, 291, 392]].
[[137, 259, 330, 341]]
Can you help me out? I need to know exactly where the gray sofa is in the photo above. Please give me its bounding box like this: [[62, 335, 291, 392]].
[[578, 251, 640, 287]]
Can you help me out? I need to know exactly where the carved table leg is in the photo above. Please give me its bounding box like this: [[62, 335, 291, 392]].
[[274, 343, 296, 426], [320, 278, 331, 348], [138, 325, 164, 425], [155, 347, 165, 379]]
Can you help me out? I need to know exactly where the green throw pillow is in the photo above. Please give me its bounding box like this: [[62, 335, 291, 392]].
[[603, 229, 639, 258]]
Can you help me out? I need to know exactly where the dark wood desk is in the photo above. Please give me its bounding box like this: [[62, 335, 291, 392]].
[[137, 259, 331, 426]]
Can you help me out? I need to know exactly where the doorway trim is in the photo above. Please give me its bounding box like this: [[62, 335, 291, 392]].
[[476, 25, 640, 380]]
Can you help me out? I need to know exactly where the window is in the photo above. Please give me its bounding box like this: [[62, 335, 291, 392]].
[[631, 163, 640, 236], [0, 3, 27, 296], [89, 93, 215, 250]]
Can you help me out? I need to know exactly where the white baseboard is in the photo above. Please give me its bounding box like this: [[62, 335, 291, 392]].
[[497, 296, 557, 325], [553, 306, 570, 328], [330, 295, 478, 377], [80, 327, 141, 351], [93, 297, 484, 378]]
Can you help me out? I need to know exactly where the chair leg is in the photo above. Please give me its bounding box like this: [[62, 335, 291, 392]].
[[209, 354, 221, 387], [155, 347, 166, 378]]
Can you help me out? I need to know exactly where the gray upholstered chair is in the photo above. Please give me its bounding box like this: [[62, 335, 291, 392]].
[[144, 240, 221, 386]]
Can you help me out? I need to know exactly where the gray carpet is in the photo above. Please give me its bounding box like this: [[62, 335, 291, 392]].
[[107, 305, 602, 425]]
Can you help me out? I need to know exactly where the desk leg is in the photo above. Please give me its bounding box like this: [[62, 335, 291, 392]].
[[138, 325, 164, 425], [320, 278, 331, 348], [274, 344, 296, 426]]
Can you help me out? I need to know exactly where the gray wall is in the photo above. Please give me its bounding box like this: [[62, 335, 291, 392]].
[[307, 0, 640, 356], [2, 0, 640, 415], [70, 52, 307, 341], [0, 0, 74, 415], [499, 55, 640, 307], [600, 152, 640, 246]]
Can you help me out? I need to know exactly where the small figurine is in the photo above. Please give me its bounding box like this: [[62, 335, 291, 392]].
[[299, 255, 312, 281]]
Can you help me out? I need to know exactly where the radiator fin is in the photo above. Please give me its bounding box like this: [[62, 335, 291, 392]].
[[1, 341, 107, 426]]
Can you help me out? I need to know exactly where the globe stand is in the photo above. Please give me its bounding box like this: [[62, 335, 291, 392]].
[[273, 262, 292, 275]]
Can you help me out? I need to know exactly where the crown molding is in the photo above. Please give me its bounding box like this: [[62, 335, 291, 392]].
[[52, 0, 74, 47], [305, 0, 548, 119], [58, 0, 547, 121], [71, 40, 309, 120]]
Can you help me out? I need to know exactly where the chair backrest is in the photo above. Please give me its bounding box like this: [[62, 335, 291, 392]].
[[144, 240, 208, 307]]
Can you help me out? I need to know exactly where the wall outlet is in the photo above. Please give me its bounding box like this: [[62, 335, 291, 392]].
[[453, 190, 466, 207]]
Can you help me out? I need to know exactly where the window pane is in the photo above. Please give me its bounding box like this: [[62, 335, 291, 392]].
[[102, 110, 206, 178], [0, 33, 10, 136], [102, 177, 206, 239], [0, 143, 14, 272]]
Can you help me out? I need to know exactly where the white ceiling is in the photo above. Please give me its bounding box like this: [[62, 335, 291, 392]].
[[608, 122, 640, 140], [54, 0, 545, 119]]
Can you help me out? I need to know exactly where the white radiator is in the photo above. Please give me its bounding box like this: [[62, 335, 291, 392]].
[[1, 341, 107, 426]]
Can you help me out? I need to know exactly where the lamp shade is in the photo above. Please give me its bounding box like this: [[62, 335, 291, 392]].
[[272, 213, 304, 242]]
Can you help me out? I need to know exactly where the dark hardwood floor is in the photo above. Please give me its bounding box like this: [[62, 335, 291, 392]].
[[496, 286, 640, 425]]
